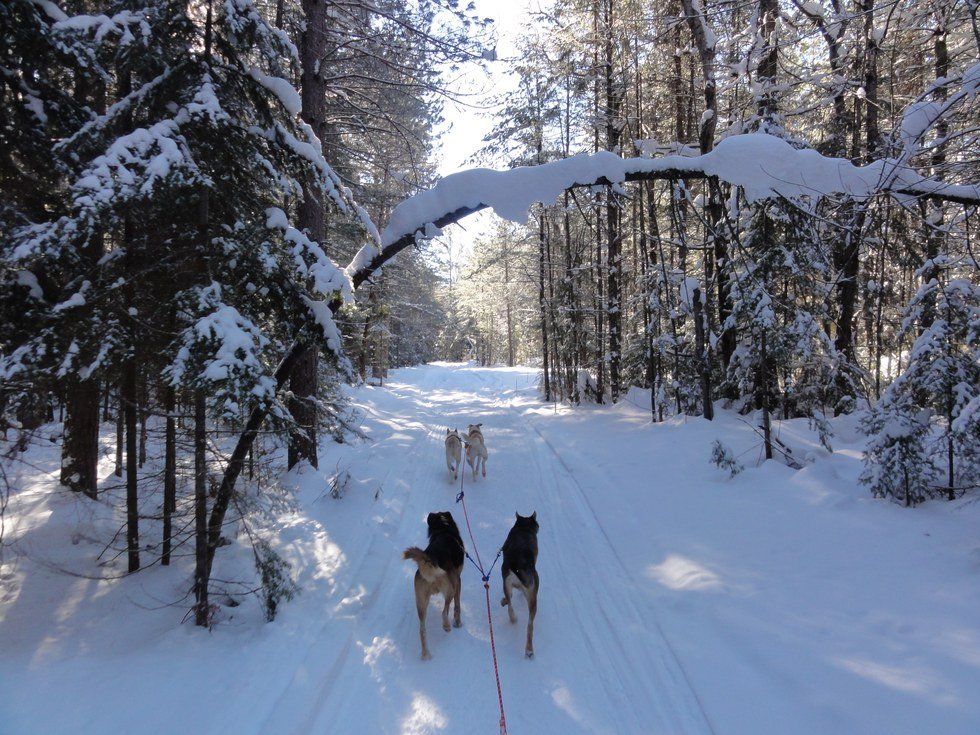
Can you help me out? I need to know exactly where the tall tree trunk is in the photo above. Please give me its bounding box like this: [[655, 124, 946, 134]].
[[757, 0, 780, 132], [682, 0, 724, 407], [61, 60, 105, 500], [504, 253, 515, 367], [539, 210, 552, 401], [137, 387, 147, 468], [193, 390, 209, 626], [693, 288, 714, 419], [921, 16, 948, 331], [61, 379, 100, 498], [287, 0, 333, 470], [114, 394, 123, 477], [834, 0, 875, 363], [759, 333, 773, 460], [123, 355, 140, 574], [162, 383, 176, 566], [604, 0, 622, 403], [592, 0, 605, 403]]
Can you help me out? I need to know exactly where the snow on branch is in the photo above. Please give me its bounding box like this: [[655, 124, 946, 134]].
[[344, 131, 979, 301], [381, 133, 980, 250], [264, 207, 353, 300]]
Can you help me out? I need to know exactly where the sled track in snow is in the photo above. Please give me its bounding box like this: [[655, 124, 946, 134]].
[[518, 410, 717, 735], [261, 364, 716, 734]]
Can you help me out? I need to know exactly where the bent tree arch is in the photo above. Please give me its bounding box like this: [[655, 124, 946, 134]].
[[204, 132, 980, 576]]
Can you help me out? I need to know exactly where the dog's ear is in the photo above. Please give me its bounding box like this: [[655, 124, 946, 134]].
[[477, 423, 483, 428], [531, 511, 537, 520], [426, 512, 437, 525]]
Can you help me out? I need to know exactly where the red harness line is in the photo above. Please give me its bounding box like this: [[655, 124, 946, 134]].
[[456, 453, 509, 735]]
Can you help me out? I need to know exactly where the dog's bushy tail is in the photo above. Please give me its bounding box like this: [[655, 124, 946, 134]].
[[403, 547, 445, 583]]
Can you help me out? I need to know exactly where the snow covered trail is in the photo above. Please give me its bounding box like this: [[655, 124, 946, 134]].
[[3, 363, 980, 734], [258, 364, 713, 735]]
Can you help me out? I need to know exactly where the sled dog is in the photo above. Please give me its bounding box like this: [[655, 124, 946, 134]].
[[403, 511, 464, 659], [500, 511, 539, 658], [445, 428, 463, 480], [465, 423, 488, 479]]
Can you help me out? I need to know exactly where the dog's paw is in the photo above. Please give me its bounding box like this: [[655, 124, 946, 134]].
[[421, 651, 431, 661], [508, 612, 517, 624], [442, 622, 451, 632], [453, 619, 462, 628], [525, 650, 534, 659], [500, 597, 508, 607]]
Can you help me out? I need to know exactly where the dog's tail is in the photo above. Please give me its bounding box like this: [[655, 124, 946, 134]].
[[403, 547, 446, 584]]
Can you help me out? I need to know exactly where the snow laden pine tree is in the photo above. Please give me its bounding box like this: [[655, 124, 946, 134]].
[[3, 0, 371, 623], [862, 269, 980, 505]]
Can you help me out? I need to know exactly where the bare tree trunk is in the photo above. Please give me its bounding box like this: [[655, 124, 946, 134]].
[[114, 394, 123, 478], [760, 333, 773, 460], [61, 63, 105, 500], [592, 0, 605, 403], [693, 288, 714, 420], [504, 254, 515, 367], [539, 211, 552, 401], [193, 390, 209, 626], [162, 383, 176, 566], [61, 379, 100, 498], [287, 0, 333, 470], [604, 0, 622, 403], [123, 355, 139, 574], [682, 0, 723, 409], [921, 15, 948, 331], [137, 386, 147, 468]]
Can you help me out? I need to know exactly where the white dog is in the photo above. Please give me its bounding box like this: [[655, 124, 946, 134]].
[[445, 428, 462, 480], [465, 423, 488, 480]]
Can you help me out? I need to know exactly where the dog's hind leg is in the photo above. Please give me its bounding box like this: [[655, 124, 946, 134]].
[[524, 581, 537, 659], [441, 592, 452, 632], [416, 583, 431, 660], [481, 454, 487, 477], [452, 572, 462, 628], [501, 571, 518, 624]]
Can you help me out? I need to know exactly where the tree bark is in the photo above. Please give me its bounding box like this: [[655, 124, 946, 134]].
[[193, 390, 209, 626], [604, 0, 622, 403], [123, 356, 140, 574], [287, 0, 333, 470], [921, 17, 948, 331], [114, 394, 123, 477], [61, 379, 100, 498], [539, 211, 551, 401], [162, 383, 176, 566], [693, 288, 714, 420]]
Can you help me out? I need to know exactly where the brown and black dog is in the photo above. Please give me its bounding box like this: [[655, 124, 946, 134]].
[[500, 511, 539, 658], [403, 511, 464, 659]]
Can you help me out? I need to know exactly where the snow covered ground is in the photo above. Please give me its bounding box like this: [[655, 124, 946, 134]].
[[3, 362, 980, 734]]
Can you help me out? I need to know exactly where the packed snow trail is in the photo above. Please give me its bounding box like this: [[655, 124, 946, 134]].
[[256, 364, 714, 734], [3, 363, 980, 734]]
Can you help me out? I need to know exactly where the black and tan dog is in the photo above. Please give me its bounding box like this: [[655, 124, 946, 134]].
[[500, 511, 539, 658], [403, 511, 464, 659]]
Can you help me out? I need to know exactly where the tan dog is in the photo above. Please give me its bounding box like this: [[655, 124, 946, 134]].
[[465, 423, 488, 480], [403, 512, 464, 659], [445, 428, 462, 480]]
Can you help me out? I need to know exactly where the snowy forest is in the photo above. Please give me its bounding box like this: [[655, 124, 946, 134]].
[[2, 0, 980, 732]]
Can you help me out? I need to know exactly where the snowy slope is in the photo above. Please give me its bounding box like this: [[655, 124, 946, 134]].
[[2, 363, 980, 734]]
